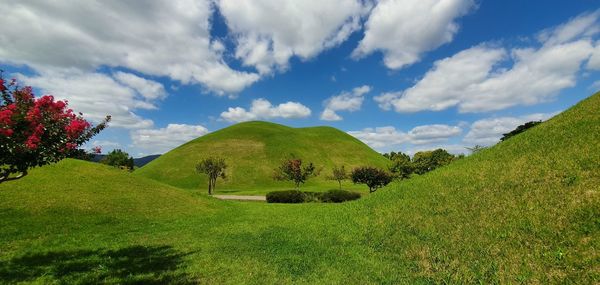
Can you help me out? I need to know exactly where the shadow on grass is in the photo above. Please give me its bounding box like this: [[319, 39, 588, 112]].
[[0, 245, 197, 284]]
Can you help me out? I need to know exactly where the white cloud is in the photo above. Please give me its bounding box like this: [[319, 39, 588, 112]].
[[0, 0, 259, 94], [348, 124, 462, 149], [588, 40, 600, 69], [91, 140, 121, 149], [17, 71, 156, 129], [131, 124, 209, 154], [320, 109, 343, 121], [375, 46, 506, 112], [353, 0, 474, 69], [375, 10, 600, 113], [220, 98, 311, 123], [216, 0, 368, 74], [113, 72, 167, 101], [464, 113, 556, 146], [409, 124, 463, 145], [320, 85, 371, 121]]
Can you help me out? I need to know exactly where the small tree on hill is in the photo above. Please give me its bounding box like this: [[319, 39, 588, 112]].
[[0, 73, 110, 182], [351, 166, 392, 193], [412, 148, 454, 174], [196, 157, 227, 195], [466, 145, 487, 154], [500, 121, 542, 141], [273, 157, 317, 189], [387, 151, 413, 180], [327, 165, 348, 189], [101, 149, 134, 170]]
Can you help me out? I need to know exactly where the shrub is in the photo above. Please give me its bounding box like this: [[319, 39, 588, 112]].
[[302, 191, 323, 202], [321, 189, 361, 203], [266, 190, 306, 203]]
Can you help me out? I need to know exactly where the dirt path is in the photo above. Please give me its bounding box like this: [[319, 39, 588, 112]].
[[213, 195, 266, 201]]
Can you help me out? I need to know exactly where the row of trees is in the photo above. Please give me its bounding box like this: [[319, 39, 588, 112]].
[[385, 148, 459, 179], [195, 156, 393, 195]]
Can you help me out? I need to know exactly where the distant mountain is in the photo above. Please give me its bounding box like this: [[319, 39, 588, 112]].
[[86, 154, 160, 168], [133, 155, 161, 168]]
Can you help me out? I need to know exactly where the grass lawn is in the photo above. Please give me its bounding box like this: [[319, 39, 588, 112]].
[[0, 93, 598, 283]]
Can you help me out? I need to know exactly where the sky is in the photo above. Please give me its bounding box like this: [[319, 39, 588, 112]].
[[1, 0, 599, 157]]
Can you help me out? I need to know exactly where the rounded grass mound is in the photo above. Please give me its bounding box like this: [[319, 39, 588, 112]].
[[135, 121, 390, 193]]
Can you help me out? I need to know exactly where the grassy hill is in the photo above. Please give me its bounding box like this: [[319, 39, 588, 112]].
[[0, 93, 598, 283], [135, 121, 390, 193]]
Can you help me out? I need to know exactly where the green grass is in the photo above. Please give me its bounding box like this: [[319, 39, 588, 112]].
[[134, 121, 390, 194], [0, 93, 599, 283]]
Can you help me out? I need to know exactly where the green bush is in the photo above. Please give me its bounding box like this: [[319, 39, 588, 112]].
[[266, 190, 306, 203], [321, 189, 361, 203], [302, 191, 323, 202]]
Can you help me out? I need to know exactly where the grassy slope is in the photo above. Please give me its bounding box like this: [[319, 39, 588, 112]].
[[134, 121, 390, 194], [0, 93, 598, 283]]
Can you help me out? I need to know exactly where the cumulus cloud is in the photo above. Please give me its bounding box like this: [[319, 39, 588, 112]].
[[375, 10, 600, 113], [220, 98, 311, 123], [353, 0, 474, 69], [588, 40, 600, 69], [17, 71, 158, 129], [0, 0, 259, 94], [113, 72, 167, 101], [320, 85, 371, 121], [216, 0, 368, 74], [463, 113, 556, 146], [91, 140, 121, 149], [348, 124, 462, 149], [131, 124, 209, 154]]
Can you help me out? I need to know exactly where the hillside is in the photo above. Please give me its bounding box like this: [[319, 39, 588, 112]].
[[135, 121, 390, 193], [0, 93, 598, 283]]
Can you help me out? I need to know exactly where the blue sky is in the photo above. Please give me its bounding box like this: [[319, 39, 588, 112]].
[[1, 0, 599, 156]]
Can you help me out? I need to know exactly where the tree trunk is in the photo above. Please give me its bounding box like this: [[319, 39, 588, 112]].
[[338, 180, 342, 190]]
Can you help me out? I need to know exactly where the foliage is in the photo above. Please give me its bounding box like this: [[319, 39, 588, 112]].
[[100, 149, 134, 170], [387, 151, 413, 179], [196, 157, 227, 195], [0, 73, 110, 182], [266, 190, 306, 203], [501, 120, 542, 141], [351, 166, 393, 193], [273, 156, 318, 189], [68, 146, 103, 161], [412, 148, 455, 174], [320, 189, 361, 203], [327, 165, 348, 189]]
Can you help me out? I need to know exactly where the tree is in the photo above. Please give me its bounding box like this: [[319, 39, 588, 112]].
[[100, 149, 134, 170], [196, 157, 227, 195], [386, 151, 413, 180], [0, 73, 110, 182], [351, 166, 392, 193], [273, 157, 317, 189], [327, 165, 348, 189], [500, 121, 542, 141], [466, 145, 487, 154], [412, 149, 454, 174]]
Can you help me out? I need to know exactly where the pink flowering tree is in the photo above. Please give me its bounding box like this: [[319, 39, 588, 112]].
[[0, 73, 110, 182]]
